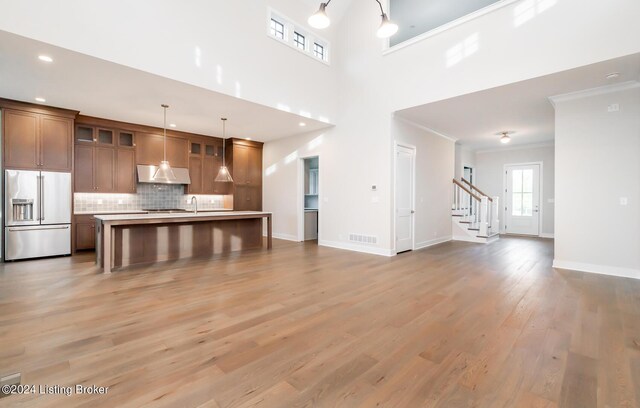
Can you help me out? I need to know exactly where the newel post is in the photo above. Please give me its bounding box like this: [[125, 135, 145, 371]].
[[491, 196, 500, 233], [479, 196, 489, 236]]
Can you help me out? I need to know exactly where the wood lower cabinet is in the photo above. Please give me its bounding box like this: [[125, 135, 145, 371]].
[[2, 108, 73, 171], [74, 215, 96, 250], [226, 139, 263, 211]]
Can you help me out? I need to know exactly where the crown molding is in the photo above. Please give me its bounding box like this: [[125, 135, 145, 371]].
[[393, 115, 458, 142], [548, 80, 640, 108], [474, 141, 555, 154]]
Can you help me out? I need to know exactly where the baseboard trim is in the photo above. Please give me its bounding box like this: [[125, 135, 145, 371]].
[[539, 233, 555, 239], [318, 239, 395, 257], [263, 232, 299, 242], [553, 259, 640, 280], [415, 236, 452, 250]]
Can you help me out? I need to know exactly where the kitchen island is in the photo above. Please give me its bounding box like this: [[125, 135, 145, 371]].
[[94, 211, 272, 273]]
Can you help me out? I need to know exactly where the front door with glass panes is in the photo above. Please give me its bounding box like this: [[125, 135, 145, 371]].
[[504, 164, 540, 236]]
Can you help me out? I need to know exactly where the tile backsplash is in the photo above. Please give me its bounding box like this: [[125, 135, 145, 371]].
[[74, 183, 229, 213]]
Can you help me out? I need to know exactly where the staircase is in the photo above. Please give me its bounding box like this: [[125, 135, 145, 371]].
[[452, 178, 500, 243]]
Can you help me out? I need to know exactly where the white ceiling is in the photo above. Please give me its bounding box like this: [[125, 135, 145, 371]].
[[0, 30, 332, 142], [389, 0, 499, 46], [395, 53, 640, 150]]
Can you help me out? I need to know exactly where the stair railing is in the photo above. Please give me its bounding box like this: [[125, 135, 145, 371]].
[[452, 178, 500, 236]]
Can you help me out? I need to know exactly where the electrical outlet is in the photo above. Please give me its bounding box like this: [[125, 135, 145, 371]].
[[607, 103, 620, 112]]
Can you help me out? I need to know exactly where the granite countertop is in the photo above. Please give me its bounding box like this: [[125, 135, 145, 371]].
[[94, 211, 271, 222], [74, 209, 233, 215], [74, 210, 148, 215]]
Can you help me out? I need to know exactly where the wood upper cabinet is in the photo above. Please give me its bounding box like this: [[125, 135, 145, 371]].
[[116, 149, 136, 193], [3, 108, 72, 171], [41, 115, 73, 171], [3, 109, 39, 169], [95, 147, 116, 192], [227, 139, 263, 211], [188, 137, 231, 195], [136, 132, 188, 168], [188, 155, 203, 194], [74, 123, 136, 193], [74, 144, 95, 192]]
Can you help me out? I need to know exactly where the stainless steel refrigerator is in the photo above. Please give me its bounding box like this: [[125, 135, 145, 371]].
[[4, 170, 71, 260]]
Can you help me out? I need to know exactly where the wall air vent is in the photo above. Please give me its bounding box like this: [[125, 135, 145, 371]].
[[349, 234, 377, 245]]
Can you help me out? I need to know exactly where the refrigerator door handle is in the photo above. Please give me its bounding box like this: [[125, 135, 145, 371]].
[[40, 174, 45, 221], [8, 225, 70, 232], [36, 174, 42, 221]]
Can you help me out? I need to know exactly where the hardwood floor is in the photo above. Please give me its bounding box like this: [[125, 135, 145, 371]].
[[0, 237, 638, 407]]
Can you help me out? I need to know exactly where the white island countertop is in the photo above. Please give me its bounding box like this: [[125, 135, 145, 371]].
[[94, 211, 271, 222]]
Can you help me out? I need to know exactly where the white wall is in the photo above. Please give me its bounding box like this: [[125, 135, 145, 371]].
[[382, 0, 640, 111], [454, 145, 476, 180], [553, 83, 640, 278], [475, 144, 555, 235], [393, 119, 455, 248], [262, 129, 327, 241], [0, 0, 339, 123]]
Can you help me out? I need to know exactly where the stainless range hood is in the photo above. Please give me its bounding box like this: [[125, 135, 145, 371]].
[[136, 165, 191, 184]]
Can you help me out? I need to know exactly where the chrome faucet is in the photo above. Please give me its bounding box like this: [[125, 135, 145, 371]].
[[191, 196, 198, 214]]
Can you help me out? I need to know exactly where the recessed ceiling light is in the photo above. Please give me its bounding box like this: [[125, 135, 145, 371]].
[[169, 123, 177, 128], [245, 137, 252, 140], [299, 122, 306, 127], [38, 55, 53, 63], [606, 72, 620, 80], [35, 97, 46, 103]]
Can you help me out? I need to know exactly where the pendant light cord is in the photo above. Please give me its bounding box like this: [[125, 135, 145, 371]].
[[162, 104, 169, 162], [374, 0, 385, 16], [222, 118, 227, 167]]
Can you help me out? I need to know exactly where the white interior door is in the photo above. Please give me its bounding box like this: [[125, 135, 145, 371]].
[[505, 164, 540, 235], [396, 145, 415, 253]]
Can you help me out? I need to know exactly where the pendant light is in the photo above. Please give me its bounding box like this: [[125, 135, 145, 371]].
[[308, 0, 398, 38], [308, 2, 331, 29], [215, 118, 234, 183], [153, 104, 177, 181], [376, 13, 398, 38]]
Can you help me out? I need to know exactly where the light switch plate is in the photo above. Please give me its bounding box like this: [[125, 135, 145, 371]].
[[620, 197, 628, 206], [608, 103, 620, 112]]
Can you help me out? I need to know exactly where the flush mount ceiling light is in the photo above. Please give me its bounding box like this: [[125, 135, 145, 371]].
[[35, 97, 46, 103], [38, 55, 53, 63], [496, 131, 515, 144], [153, 104, 177, 182], [606, 72, 620, 80], [309, 0, 398, 38], [169, 123, 177, 128], [299, 122, 307, 127], [215, 118, 234, 183]]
